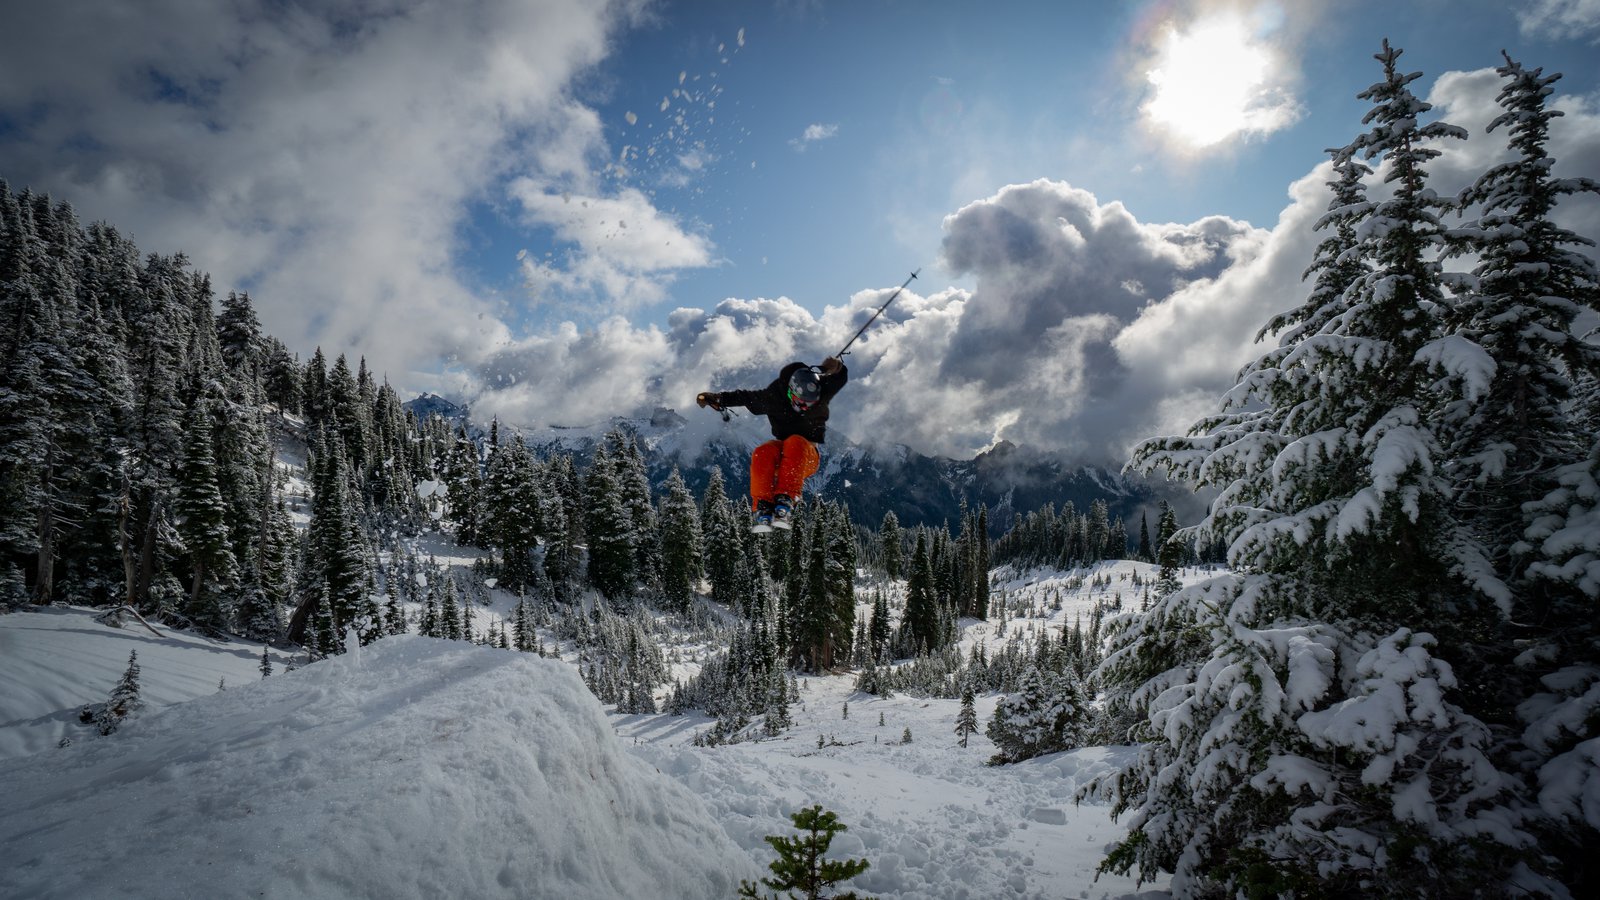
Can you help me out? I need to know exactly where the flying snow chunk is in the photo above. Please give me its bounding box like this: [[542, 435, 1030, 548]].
[[737, 27, 745, 47], [625, 110, 638, 125], [660, 97, 670, 112], [0, 637, 755, 900]]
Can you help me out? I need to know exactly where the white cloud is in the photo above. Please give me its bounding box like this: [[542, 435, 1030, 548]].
[[511, 182, 715, 314], [0, 0, 682, 381], [789, 123, 840, 151], [1518, 0, 1600, 42], [465, 63, 1600, 467]]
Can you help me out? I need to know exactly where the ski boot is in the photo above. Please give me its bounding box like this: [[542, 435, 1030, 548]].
[[752, 500, 775, 534], [772, 494, 795, 530]]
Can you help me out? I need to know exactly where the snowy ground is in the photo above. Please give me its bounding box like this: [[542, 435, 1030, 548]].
[[623, 675, 1166, 899], [0, 558, 1195, 898], [0, 606, 299, 760], [0, 636, 751, 900]]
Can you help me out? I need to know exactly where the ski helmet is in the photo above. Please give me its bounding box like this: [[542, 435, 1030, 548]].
[[787, 367, 822, 410]]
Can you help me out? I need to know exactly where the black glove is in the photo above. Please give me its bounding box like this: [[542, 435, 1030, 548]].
[[819, 357, 843, 376], [697, 392, 724, 411]]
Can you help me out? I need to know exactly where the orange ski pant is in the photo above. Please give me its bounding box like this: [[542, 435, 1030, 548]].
[[749, 435, 819, 509]]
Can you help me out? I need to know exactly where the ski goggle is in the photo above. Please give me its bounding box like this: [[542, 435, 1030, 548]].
[[788, 390, 816, 410]]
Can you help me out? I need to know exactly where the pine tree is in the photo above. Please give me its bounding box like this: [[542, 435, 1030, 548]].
[[174, 399, 237, 630], [440, 578, 461, 641], [657, 467, 704, 614], [216, 291, 262, 373], [1441, 53, 1600, 891], [419, 581, 439, 638], [701, 466, 742, 607], [260, 338, 302, 414], [297, 429, 370, 646], [986, 666, 1083, 764], [823, 503, 856, 665], [762, 666, 792, 736], [738, 805, 871, 900], [259, 646, 273, 678], [1104, 43, 1531, 897], [584, 448, 636, 601], [955, 684, 979, 748], [302, 347, 330, 428], [541, 453, 585, 597], [325, 354, 368, 471], [879, 511, 902, 580], [868, 590, 890, 661], [95, 650, 143, 735], [443, 427, 483, 545], [797, 513, 832, 671], [903, 531, 939, 655], [482, 434, 539, 590], [974, 506, 990, 620], [1152, 501, 1181, 597]]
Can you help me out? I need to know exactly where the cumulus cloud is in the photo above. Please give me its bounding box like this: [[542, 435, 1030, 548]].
[[0, 0, 679, 382], [465, 178, 1273, 462], [466, 63, 1599, 469]]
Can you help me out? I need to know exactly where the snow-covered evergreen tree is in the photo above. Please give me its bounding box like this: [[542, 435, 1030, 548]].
[[955, 684, 979, 748], [700, 466, 742, 607], [1102, 43, 1542, 898], [657, 467, 703, 614], [482, 434, 540, 590], [95, 649, 143, 735], [584, 447, 636, 602], [1441, 53, 1600, 891], [986, 665, 1085, 764], [902, 531, 939, 655], [174, 399, 237, 630], [879, 511, 902, 581]]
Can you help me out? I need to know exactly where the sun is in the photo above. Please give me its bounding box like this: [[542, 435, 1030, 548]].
[[1142, 13, 1296, 149]]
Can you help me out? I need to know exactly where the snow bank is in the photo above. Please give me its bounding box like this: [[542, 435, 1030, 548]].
[[0, 636, 754, 900]]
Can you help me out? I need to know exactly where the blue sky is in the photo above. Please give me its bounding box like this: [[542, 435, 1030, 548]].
[[476, 0, 1598, 326], [3, 0, 1598, 463]]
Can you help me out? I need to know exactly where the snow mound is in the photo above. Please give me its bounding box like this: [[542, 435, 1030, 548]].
[[0, 636, 754, 900]]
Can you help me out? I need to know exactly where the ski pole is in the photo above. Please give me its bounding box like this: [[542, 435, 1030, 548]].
[[834, 269, 918, 358]]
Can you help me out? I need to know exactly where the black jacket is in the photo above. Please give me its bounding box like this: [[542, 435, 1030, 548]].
[[718, 361, 848, 443]]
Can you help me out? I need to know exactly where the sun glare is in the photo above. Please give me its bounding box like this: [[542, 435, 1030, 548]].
[[1143, 14, 1291, 149]]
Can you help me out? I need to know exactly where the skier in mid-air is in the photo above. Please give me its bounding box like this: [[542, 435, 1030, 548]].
[[697, 357, 848, 532]]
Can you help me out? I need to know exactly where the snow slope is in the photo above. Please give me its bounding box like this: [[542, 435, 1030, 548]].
[[1, 560, 1187, 899], [0, 606, 299, 760], [625, 677, 1165, 900], [0, 635, 754, 900]]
